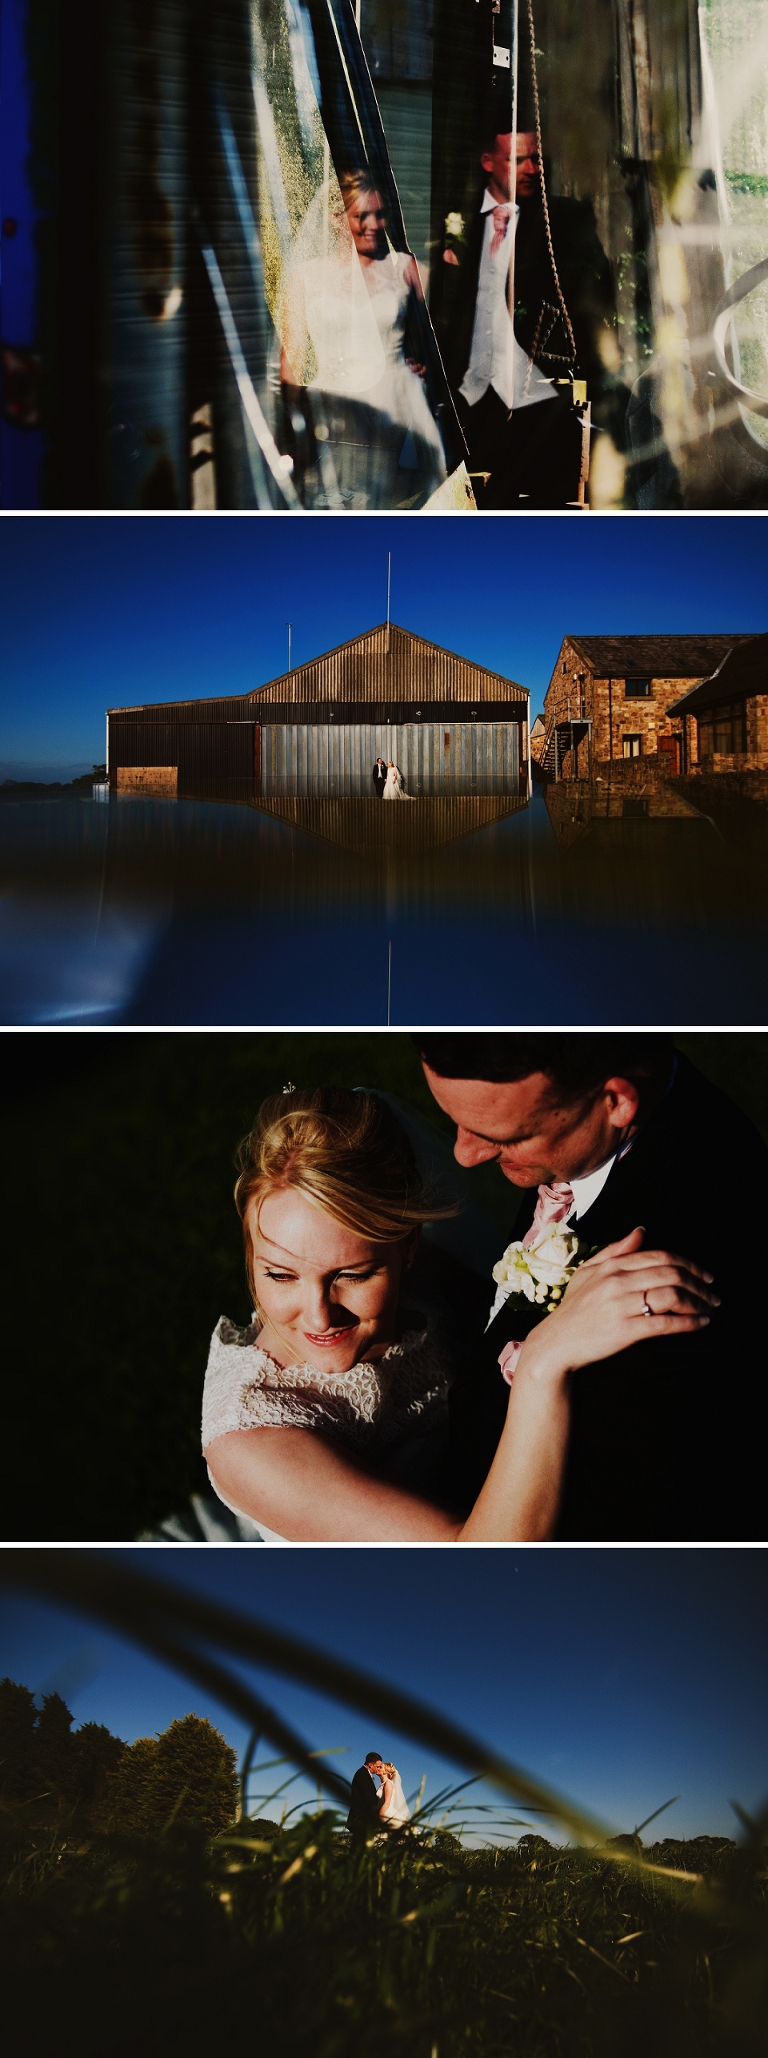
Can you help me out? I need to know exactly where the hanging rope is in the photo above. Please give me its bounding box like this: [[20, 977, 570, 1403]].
[[525, 0, 577, 366]]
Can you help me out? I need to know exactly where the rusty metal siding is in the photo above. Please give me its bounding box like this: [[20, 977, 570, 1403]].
[[253, 625, 525, 707], [107, 625, 528, 723], [108, 717, 255, 793], [259, 720, 521, 793]]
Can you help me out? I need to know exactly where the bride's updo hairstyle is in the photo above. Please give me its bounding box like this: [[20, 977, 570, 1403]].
[[234, 1087, 455, 1307]]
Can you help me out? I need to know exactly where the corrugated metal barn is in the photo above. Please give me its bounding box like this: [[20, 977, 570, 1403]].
[[107, 624, 530, 800]]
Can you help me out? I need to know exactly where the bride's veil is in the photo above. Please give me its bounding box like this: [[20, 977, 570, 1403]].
[[278, 174, 388, 393]]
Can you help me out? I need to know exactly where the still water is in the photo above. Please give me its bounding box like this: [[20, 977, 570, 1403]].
[[1, 778, 767, 1025]]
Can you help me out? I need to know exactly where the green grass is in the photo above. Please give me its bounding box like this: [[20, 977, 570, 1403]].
[[3, 1555, 766, 2057], [1, 1805, 765, 2058], [7, 1032, 768, 1538]]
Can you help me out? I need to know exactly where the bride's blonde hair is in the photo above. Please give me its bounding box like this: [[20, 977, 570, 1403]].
[[234, 1086, 456, 1308], [382, 1763, 397, 1779]]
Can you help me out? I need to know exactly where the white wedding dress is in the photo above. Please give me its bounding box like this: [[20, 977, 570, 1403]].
[[201, 1315, 450, 1541], [382, 764, 411, 800], [379, 1771, 411, 1827]]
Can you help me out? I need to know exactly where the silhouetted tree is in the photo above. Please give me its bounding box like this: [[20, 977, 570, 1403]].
[[73, 1723, 127, 1807], [0, 1679, 37, 1800], [152, 1715, 238, 1835], [99, 1735, 161, 1835], [100, 1716, 237, 1837], [0, 1682, 127, 1820], [34, 1692, 77, 1801]]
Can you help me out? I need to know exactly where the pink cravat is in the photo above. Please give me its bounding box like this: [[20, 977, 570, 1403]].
[[490, 203, 513, 257], [500, 1181, 575, 1385], [522, 1181, 575, 1246]]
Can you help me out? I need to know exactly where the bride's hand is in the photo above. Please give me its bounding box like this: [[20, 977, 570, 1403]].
[[518, 1227, 719, 1387]]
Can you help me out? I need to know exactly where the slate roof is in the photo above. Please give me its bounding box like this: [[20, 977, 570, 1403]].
[[564, 634, 753, 679], [667, 632, 768, 714]]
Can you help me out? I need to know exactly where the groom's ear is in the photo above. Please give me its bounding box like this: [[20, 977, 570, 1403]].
[[602, 1076, 641, 1130]]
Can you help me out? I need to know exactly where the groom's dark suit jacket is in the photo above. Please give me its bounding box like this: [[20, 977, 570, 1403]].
[[346, 1765, 383, 1838], [445, 1057, 766, 1541]]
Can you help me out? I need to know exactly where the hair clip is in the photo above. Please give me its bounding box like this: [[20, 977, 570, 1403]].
[[282, 1081, 295, 1094]]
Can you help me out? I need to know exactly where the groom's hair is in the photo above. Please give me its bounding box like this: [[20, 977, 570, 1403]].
[[417, 1033, 674, 1099], [365, 1751, 383, 1765]]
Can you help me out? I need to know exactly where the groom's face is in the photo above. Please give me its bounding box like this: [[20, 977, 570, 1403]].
[[422, 1065, 641, 1186]]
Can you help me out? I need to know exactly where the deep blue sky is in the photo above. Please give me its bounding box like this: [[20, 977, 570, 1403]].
[[1, 513, 766, 773], [2, 1548, 766, 1843]]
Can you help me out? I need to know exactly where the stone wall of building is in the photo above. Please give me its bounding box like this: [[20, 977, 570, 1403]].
[[693, 697, 768, 772], [544, 637, 705, 775]]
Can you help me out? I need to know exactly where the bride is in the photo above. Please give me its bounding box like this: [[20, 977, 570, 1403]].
[[201, 1088, 715, 1541], [382, 760, 411, 800], [379, 1763, 411, 1830]]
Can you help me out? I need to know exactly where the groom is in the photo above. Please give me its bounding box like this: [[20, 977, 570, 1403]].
[[419, 1033, 765, 1541], [347, 1753, 386, 1841]]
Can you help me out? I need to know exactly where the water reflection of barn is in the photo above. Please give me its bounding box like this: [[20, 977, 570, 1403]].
[[107, 623, 530, 806]]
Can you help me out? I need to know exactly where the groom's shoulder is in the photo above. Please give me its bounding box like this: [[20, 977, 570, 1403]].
[[669, 1053, 768, 1164]]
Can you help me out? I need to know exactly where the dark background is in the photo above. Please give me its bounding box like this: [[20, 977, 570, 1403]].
[[6, 1032, 768, 1540]]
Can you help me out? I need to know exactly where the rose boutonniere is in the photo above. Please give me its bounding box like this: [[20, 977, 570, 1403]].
[[492, 1223, 591, 1313], [492, 1225, 594, 1385], [444, 211, 466, 261]]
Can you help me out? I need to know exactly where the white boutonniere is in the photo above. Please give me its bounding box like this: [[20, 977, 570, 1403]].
[[490, 1223, 590, 1318], [445, 211, 465, 239]]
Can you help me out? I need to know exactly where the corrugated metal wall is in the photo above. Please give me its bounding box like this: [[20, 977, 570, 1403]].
[[109, 718, 255, 794], [254, 625, 526, 707], [259, 720, 521, 793]]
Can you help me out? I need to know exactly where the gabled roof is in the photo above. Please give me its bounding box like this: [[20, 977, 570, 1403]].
[[250, 622, 527, 705], [562, 634, 752, 679], [667, 632, 768, 715], [109, 623, 527, 717]]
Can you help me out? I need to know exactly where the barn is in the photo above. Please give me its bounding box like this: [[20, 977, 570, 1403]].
[[107, 623, 530, 801]]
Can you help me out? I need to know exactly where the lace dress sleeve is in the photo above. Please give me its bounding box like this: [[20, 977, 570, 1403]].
[[201, 1316, 343, 1448]]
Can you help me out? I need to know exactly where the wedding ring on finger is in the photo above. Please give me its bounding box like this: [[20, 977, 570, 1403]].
[[641, 1291, 653, 1317]]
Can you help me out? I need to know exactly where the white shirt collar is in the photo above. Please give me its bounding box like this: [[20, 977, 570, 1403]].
[[481, 187, 518, 217], [567, 1151, 625, 1220]]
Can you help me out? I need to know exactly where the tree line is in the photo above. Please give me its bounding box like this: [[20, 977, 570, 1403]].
[[0, 1678, 237, 1836]]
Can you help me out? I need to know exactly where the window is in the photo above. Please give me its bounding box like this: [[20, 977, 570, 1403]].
[[623, 735, 642, 758], [698, 699, 748, 755], [624, 679, 651, 698]]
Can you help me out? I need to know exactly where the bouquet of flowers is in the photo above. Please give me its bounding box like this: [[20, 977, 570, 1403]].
[[492, 1223, 590, 1314]]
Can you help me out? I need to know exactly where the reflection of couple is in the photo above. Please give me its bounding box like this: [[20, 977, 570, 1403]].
[[373, 756, 410, 800], [280, 172, 446, 510], [347, 1753, 410, 1841], [202, 1036, 764, 1542]]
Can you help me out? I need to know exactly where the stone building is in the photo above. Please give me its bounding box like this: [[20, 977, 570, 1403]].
[[539, 634, 756, 779], [667, 634, 768, 772]]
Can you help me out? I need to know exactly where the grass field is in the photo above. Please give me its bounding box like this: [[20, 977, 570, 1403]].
[[2, 1804, 765, 2058], [7, 1031, 768, 1538]]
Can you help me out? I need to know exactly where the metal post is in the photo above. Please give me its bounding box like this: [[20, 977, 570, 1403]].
[[287, 622, 292, 673]]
